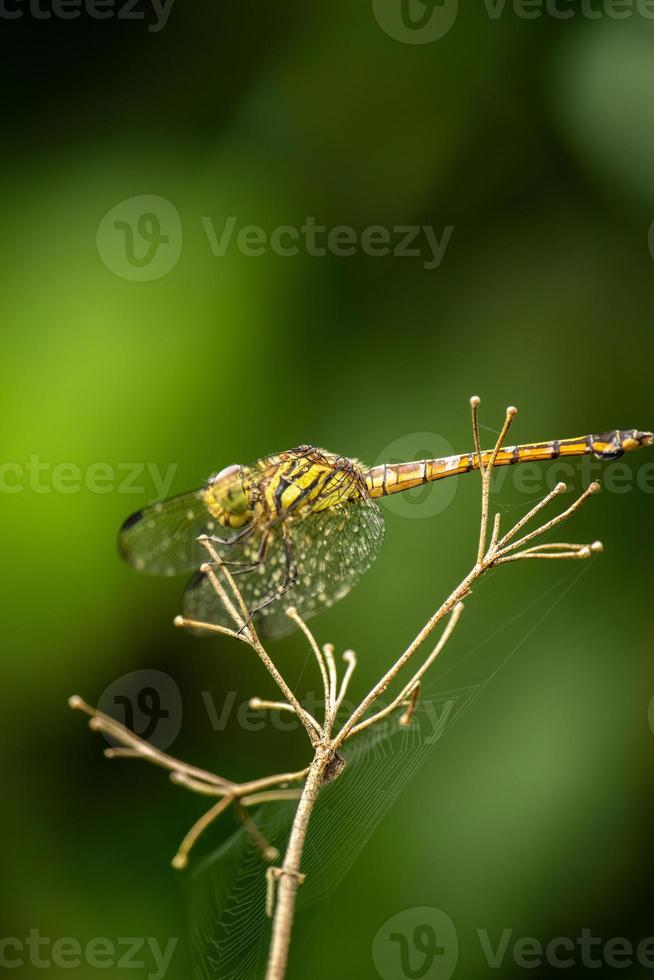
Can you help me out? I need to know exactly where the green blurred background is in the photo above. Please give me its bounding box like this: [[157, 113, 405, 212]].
[[3, 2, 654, 977]]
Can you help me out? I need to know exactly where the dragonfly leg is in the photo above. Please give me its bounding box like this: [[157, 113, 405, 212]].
[[230, 531, 271, 577], [237, 527, 297, 632], [202, 522, 257, 549]]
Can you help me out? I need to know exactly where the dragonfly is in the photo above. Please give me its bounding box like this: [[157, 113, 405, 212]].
[[119, 428, 652, 639]]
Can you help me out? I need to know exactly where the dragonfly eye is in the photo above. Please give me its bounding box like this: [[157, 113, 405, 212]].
[[212, 463, 241, 483], [206, 464, 251, 527]]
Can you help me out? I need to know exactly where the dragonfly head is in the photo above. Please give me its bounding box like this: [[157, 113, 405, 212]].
[[205, 464, 252, 528]]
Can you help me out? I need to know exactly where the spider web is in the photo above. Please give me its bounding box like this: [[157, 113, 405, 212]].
[[183, 686, 479, 980], [182, 563, 590, 979]]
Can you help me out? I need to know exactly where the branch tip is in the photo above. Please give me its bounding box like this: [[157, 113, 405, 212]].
[[555, 481, 567, 494], [470, 395, 481, 408], [591, 540, 604, 553]]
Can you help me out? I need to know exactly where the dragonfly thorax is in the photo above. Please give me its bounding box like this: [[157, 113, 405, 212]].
[[203, 464, 253, 529]]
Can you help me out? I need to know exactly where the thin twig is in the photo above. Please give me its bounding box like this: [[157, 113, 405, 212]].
[[234, 799, 280, 862], [495, 547, 594, 564], [477, 401, 517, 563], [495, 482, 600, 558], [399, 683, 421, 727], [333, 650, 357, 716], [176, 553, 321, 747], [69, 696, 232, 790], [323, 644, 338, 714], [242, 789, 303, 808], [173, 615, 246, 643], [172, 797, 233, 869], [495, 481, 567, 549], [199, 536, 253, 629], [250, 698, 323, 737], [347, 601, 464, 739], [285, 606, 331, 726]]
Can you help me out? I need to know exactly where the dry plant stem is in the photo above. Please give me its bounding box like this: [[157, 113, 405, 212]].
[[174, 797, 234, 868], [197, 543, 320, 748], [490, 512, 502, 550], [174, 615, 247, 643], [496, 548, 591, 564], [323, 644, 338, 714], [246, 631, 321, 748], [250, 698, 323, 737], [68, 695, 310, 868], [333, 650, 357, 715], [69, 696, 232, 790], [495, 482, 566, 549], [266, 748, 331, 980], [494, 481, 600, 557], [242, 789, 303, 807], [71, 395, 608, 980], [335, 410, 599, 753], [262, 397, 605, 979], [347, 600, 464, 738], [333, 565, 481, 750], [199, 536, 252, 626], [473, 399, 517, 564], [399, 684, 421, 726], [234, 800, 280, 862], [200, 561, 246, 631], [286, 606, 331, 721], [170, 772, 225, 796]]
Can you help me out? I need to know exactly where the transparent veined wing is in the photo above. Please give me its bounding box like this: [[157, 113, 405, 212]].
[[117, 488, 233, 576], [183, 495, 385, 639]]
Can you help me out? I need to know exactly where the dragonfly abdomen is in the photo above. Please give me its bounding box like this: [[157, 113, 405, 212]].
[[366, 429, 652, 498]]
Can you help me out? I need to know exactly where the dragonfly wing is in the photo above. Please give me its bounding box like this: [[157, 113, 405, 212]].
[[182, 496, 385, 639], [285, 496, 385, 630], [118, 488, 231, 576]]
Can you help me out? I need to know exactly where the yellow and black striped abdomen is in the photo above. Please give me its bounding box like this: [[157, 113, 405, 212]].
[[366, 429, 653, 498]]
